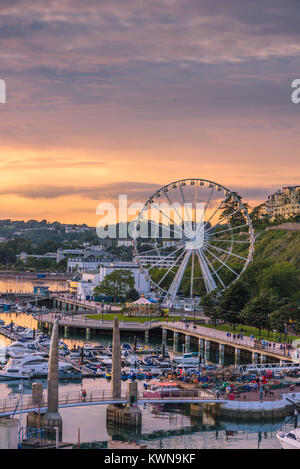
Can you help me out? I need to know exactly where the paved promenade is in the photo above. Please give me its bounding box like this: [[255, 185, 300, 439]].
[[152, 321, 297, 361], [38, 313, 148, 331]]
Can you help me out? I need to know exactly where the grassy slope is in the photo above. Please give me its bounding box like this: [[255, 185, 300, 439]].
[[253, 229, 300, 269]]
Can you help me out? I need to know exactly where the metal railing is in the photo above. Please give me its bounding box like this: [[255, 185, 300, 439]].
[[0, 388, 224, 415], [152, 321, 295, 358]]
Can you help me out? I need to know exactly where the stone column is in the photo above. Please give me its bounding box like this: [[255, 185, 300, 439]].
[[47, 319, 60, 414], [235, 348, 240, 365], [144, 329, 149, 344], [111, 317, 121, 399], [219, 344, 225, 365], [64, 326, 68, 338], [86, 328, 90, 340], [28, 318, 63, 439]]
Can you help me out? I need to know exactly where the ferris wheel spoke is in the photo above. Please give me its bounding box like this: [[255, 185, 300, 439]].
[[203, 197, 226, 229], [162, 190, 184, 226], [179, 184, 186, 204], [157, 249, 186, 287], [190, 250, 195, 298], [203, 246, 240, 277], [150, 203, 184, 238], [205, 209, 241, 235], [134, 241, 182, 257], [147, 245, 186, 271], [201, 249, 226, 289], [212, 223, 249, 236], [206, 243, 248, 261], [204, 186, 215, 218], [209, 238, 250, 244], [195, 249, 217, 293], [140, 214, 183, 240]]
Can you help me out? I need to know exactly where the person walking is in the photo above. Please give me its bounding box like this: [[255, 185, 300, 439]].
[[81, 388, 87, 401]]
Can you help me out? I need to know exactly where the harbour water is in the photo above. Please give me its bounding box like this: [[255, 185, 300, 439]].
[[0, 312, 294, 449], [0, 277, 68, 294]]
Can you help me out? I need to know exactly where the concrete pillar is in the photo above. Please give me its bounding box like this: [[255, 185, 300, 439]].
[[173, 332, 178, 351], [32, 382, 44, 406], [0, 418, 19, 449], [112, 317, 121, 399], [235, 348, 241, 365], [219, 344, 225, 365], [252, 352, 259, 364], [64, 326, 68, 338], [260, 354, 267, 364], [86, 328, 90, 340], [162, 329, 167, 346], [205, 340, 210, 362], [144, 329, 149, 344], [198, 338, 205, 358], [185, 335, 190, 353]]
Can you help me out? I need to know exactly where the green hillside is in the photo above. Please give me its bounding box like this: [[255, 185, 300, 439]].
[[253, 229, 300, 269]]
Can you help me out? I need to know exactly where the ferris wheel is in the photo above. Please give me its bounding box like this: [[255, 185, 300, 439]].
[[133, 178, 255, 309]]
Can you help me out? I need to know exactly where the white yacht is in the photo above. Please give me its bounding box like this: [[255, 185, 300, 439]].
[[7, 341, 38, 356], [0, 355, 72, 380], [277, 428, 300, 449], [173, 352, 201, 366]]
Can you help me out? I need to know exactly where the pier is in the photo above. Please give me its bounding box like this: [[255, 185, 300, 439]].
[[0, 388, 226, 418], [150, 321, 297, 363]]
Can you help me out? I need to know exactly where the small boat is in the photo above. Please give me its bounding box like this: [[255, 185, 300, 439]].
[[143, 381, 181, 398], [277, 428, 300, 449], [121, 343, 132, 351]]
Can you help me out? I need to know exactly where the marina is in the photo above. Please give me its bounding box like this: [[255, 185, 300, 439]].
[[0, 302, 299, 450]]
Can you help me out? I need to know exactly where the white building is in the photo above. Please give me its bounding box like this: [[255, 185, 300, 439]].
[[134, 253, 176, 268], [117, 239, 133, 247], [76, 271, 100, 301], [76, 262, 150, 300], [17, 251, 57, 261], [99, 262, 150, 295]]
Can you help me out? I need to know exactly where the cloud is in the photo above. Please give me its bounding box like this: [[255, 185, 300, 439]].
[[0, 181, 161, 202]]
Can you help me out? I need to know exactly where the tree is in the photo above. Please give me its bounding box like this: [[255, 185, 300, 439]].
[[201, 290, 221, 326], [258, 262, 300, 298], [219, 192, 250, 227], [270, 301, 300, 337], [218, 281, 251, 327], [126, 288, 140, 302], [94, 269, 135, 302], [250, 203, 270, 228], [240, 290, 278, 337]]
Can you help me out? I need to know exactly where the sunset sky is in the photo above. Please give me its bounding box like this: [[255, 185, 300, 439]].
[[0, 0, 299, 225]]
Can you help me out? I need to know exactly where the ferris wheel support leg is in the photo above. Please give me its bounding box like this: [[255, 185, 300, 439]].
[[164, 250, 192, 307], [196, 249, 217, 293]]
